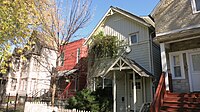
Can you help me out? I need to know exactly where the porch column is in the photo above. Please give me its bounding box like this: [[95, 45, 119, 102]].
[[125, 73, 127, 112], [160, 43, 169, 91], [113, 71, 116, 112], [133, 71, 136, 111], [93, 78, 96, 91]]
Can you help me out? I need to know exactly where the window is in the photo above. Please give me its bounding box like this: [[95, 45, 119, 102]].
[[129, 33, 138, 45], [191, 0, 200, 13], [169, 52, 185, 79], [11, 78, 17, 91], [60, 52, 64, 66], [76, 48, 80, 63], [191, 53, 200, 71]]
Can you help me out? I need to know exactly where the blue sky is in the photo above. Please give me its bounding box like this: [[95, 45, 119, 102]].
[[74, 0, 160, 40]]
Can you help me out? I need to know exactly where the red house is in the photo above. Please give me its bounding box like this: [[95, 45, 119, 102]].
[[57, 38, 88, 99]]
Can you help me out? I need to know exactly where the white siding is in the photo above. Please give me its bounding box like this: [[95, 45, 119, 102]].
[[127, 42, 151, 72], [116, 72, 126, 112], [98, 13, 150, 43]]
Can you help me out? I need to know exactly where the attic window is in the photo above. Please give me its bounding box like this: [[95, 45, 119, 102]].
[[191, 0, 200, 13]]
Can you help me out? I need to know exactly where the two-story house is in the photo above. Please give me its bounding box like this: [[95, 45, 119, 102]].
[[6, 33, 57, 99], [57, 38, 88, 99], [84, 6, 161, 112], [151, 0, 200, 111]]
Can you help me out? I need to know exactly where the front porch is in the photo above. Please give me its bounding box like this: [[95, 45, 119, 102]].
[[160, 38, 200, 93], [92, 56, 154, 112]]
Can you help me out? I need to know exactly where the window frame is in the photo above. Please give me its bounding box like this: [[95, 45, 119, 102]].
[[169, 52, 185, 79], [129, 32, 138, 45], [191, 0, 200, 13]]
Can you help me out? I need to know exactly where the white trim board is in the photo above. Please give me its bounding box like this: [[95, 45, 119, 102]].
[[169, 48, 200, 92], [169, 52, 185, 79], [156, 24, 200, 37]]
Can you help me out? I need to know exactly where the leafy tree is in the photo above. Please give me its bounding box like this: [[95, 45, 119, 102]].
[[0, 0, 37, 74]]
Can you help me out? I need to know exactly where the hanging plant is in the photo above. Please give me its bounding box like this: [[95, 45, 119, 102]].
[[89, 32, 119, 58]]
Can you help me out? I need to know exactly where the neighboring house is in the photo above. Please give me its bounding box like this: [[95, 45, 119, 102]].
[[6, 34, 57, 98], [57, 38, 88, 99], [152, 0, 200, 93], [84, 6, 161, 112], [150, 0, 200, 111]]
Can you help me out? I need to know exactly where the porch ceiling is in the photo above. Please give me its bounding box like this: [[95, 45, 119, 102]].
[[90, 56, 153, 78]]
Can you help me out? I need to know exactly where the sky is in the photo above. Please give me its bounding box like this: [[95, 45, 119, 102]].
[[74, 0, 160, 40]]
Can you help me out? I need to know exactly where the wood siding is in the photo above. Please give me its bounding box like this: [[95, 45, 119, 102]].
[[95, 13, 152, 73], [154, 0, 200, 34], [152, 42, 161, 82]]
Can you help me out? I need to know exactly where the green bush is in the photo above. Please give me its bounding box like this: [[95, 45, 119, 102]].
[[66, 88, 112, 112]]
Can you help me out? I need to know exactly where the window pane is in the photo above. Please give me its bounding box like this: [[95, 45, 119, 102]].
[[130, 34, 137, 44], [173, 55, 180, 65], [60, 52, 64, 66], [191, 54, 200, 71], [195, 0, 200, 11], [174, 66, 181, 77]]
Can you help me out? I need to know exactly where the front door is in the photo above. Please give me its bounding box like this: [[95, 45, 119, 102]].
[[129, 76, 143, 111], [189, 51, 200, 91]]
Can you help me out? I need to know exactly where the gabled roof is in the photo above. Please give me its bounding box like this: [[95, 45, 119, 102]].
[[89, 56, 153, 78], [84, 6, 154, 45]]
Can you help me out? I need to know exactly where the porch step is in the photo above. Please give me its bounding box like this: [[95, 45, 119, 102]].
[[160, 107, 200, 112], [162, 102, 200, 109], [164, 97, 200, 103], [166, 93, 200, 98], [160, 92, 200, 112]]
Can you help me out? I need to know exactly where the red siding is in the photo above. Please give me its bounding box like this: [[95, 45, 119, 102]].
[[58, 38, 88, 71]]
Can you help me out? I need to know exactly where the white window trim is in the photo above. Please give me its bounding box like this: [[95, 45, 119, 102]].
[[169, 52, 185, 79], [76, 48, 80, 63], [191, 0, 200, 14], [129, 33, 139, 45]]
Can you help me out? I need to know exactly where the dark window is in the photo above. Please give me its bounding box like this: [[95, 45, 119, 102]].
[[195, 0, 200, 11], [130, 34, 138, 45], [60, 52, 64, 66]]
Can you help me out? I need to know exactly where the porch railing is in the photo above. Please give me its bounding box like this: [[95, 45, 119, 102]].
[[59, 82, 75, 99], [150, 72, 166, 112]]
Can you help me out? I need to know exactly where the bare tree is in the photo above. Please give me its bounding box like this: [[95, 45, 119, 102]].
[[31, 0, 91, 106]]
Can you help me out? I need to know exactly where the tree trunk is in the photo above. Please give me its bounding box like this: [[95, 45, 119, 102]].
[[51, 82, 56, 107], [51, 68, 57, 107]]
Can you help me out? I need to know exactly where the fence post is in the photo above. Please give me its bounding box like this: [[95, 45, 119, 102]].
[[6, 93, 10, 112], [24, 94, 28, 110], [14, 93, 18, 111]]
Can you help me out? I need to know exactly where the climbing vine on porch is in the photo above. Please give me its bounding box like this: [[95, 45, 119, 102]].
[[89, 31, 120, 58]]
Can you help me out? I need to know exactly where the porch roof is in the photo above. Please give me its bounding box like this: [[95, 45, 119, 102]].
[[91, 56, 153, 78], [58, 69, 78, 77]]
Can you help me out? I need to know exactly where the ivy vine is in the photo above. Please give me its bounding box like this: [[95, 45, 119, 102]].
[[89, 32, 119, 58]]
